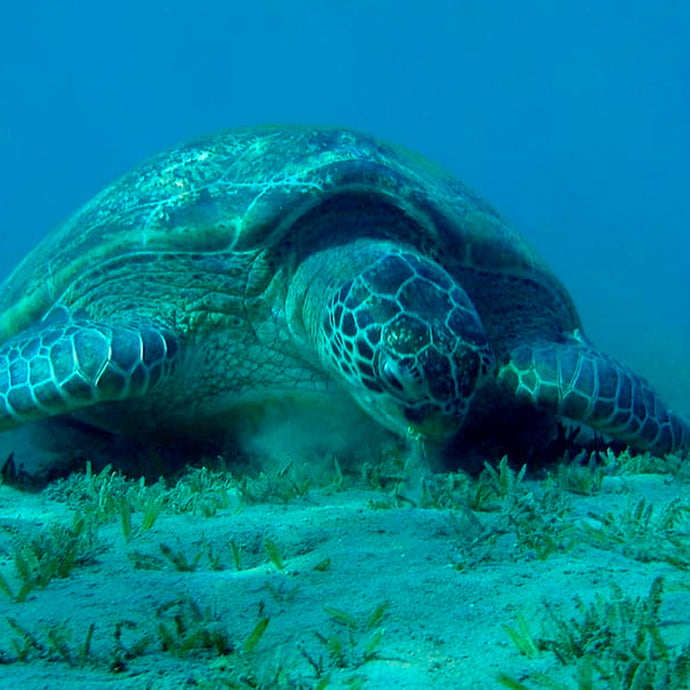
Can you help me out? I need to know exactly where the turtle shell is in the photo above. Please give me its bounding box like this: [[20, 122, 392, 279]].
[[0, 126, 579, 351]]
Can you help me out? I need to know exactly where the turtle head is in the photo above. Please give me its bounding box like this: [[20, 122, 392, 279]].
[[315, 248, 493, 439]]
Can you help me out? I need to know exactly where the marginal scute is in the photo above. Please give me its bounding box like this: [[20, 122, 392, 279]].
[[7, 386, 33, 415], [97, 363, 129, 399], [29, 357, 51, 385], [572, 357, 595, 399], [560, 390, 590, 419], [34, 380, 61, 407], [534, 346, 558, 382], [9, 359, 29, 387], [656, 425, 672, 452], [593, 397, 615, 421], [110, 329, 145, 371], [596, 364, 619, 399], [74, 330, 110, 380], [50, 341, 76, 382]]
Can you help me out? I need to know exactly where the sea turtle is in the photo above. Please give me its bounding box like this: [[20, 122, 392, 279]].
[[0, 126, 687, 469]]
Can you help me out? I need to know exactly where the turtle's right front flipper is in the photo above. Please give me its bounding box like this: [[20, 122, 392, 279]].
[[0, 310, 179, 430], [498, 335, 689, 455]]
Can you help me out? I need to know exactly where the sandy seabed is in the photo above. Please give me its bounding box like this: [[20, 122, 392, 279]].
[[0, 449, 688, 690]]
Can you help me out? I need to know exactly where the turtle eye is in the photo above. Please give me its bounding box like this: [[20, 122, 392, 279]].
[[380, 358, 405, 392], [378, 354, 423, 399]]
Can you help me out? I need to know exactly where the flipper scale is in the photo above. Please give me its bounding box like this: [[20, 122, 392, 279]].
[[0, 314, 179, 430], [499, 340, 689, 455]]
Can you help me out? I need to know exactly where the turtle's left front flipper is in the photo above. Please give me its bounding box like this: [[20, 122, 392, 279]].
[[0, 309, 180, 430], [498, 335, 689, 455]]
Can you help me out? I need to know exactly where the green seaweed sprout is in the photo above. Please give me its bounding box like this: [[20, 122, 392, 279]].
[[46, 460, 326, 523], [297, 600, 390, 687], [548, 454, 605, 496], [127, 532, 292, 574], [3, 617, 96, 666], [44, 462, 165, 541], [500, 577, 690, 689], [165, 466, 239, 516], [234, 461, 314, 505], [0, 596, 272, 680], [1, 616, 151, 671], [0, 511, 106, 602], [155, 596, 235, 658], [580, 496, 690, 568], [601, 448, 689, 481]]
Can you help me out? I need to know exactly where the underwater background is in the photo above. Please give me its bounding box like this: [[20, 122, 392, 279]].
[[1, 1, 688, 417], [1, 0, 689, 407], [1, 4, 690, 689]]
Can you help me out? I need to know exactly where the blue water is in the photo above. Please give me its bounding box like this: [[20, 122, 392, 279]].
[[1, 0, 688, 410]]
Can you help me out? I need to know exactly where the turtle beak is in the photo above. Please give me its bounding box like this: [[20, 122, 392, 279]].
[[404, 406, 464, 440], [352, 389, 462, 441]]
